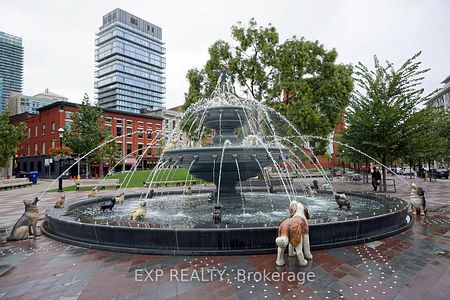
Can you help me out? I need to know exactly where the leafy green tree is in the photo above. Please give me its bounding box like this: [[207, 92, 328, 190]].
[[339, 52, 439, 190], [184, 19, 353, 152], [63, 94, 114, 177], [0, 110, 25, 169], [98, 134, 122, 172], [402, 108, 449, 168]]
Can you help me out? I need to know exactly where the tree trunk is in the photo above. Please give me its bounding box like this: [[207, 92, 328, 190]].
[[86, 159, 89, 179], [382, 154, 387, 192]]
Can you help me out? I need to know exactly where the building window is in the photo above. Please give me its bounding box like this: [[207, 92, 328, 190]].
[[51, 139, 56, 148], [116, 126, 122, 137], [51, 122, 56, 133], [131, 17, 138, 25], [35, 126, 38, 137], [126, 120, 133, 126], [126, 143, 132, 155], [34, 143, 38, 155], [20, 146, 24, 157], [138, 144, 143, 156], [147, 129, 153, 139], [127, 127, 132, 135], [138, 128, 143, 139], [42, 124, 46, 135], [65, 120, 73, 129], [105, 116, 112, 123], [27, 128, 31, 139], [27, 145, 30, 156], [42, 142, 46, 154]]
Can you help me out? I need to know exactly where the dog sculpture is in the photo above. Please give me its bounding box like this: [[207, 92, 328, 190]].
[[88, 187, 98, 198], [334, 192, 351, 210], [212, 205, 222, 224], [130, 202, 147, 220], [7, 197, 40, 241], [115, 193, 125, 205], [185, 186, 192, 195], [275, 200, 313, 267], [311, 180, 319, 191], [54, 194, 65, 208], [322, 183, 333, 191], [100, 197, 116, 212], [269, 184, 276, 194], [305, 186, 317, 197], [410, 183, 426, 216]]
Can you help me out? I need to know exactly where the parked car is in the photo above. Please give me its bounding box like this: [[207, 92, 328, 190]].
[[401, 168, 415, 176], [389, 167, 402, 175], [430, 168, 449, 179]]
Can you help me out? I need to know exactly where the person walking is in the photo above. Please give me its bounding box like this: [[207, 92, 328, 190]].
[[371, 166, 381, 192]]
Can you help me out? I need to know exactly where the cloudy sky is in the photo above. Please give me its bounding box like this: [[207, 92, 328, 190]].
[[1, 0, 449, 108]]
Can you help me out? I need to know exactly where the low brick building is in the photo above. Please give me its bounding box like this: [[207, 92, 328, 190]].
[[11, 101, 163, 178]]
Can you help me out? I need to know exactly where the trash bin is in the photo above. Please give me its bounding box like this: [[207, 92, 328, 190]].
[[28, 171, 38, 184]]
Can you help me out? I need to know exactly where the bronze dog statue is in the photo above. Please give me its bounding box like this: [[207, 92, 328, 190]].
[[334, 192, 351, 210], [410, 183, 426, 215], [54, 194, 65, 208], [7, 197, 40, 241]]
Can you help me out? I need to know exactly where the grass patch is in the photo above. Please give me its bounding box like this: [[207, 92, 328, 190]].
[[47, 168, 202, 192]]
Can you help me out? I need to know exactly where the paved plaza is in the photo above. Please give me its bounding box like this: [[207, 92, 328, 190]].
[[0, 177, 449, 299]]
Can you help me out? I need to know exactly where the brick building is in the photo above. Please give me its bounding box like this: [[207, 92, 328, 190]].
[[10, 101, 163, 178]]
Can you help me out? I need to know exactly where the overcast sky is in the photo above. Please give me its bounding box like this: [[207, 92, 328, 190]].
[[1, 0, 449, 108]]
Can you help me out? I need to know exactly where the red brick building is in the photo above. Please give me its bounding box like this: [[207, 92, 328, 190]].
[[302, 113, 345, 169], [10, 101, 163, 178]]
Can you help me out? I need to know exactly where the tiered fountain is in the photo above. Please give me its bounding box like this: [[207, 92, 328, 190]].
[[42, 79, 413, 255]]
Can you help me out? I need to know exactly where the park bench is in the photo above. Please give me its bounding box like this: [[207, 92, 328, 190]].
[[0, 178, 32, 190], [76, 179, 121, 191], [144, 180, 198, 188]]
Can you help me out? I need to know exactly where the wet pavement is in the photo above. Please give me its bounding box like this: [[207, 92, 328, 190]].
[[0, 177, 449, 299]]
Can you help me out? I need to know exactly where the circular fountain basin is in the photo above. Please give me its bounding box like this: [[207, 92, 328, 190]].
[[43, 191, 413, 255]]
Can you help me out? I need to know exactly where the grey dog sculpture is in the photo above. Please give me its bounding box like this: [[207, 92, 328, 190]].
[[7, 197, 40, 241]]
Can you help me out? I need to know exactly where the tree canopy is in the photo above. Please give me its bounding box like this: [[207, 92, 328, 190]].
[[183, 19, 353, 151], [0, 110, 25, 168], [63, 94, 119, 166], [339, 52, 446, 188]]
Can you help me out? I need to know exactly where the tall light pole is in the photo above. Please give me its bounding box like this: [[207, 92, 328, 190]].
[[58, 128, 65, 192]]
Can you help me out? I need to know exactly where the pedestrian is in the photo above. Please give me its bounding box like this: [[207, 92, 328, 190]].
[[371, 166, 381, 192]]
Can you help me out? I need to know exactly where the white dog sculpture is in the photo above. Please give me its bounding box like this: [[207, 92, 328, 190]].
[[275, 200, 313, 266]]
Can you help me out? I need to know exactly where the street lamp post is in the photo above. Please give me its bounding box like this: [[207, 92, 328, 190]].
[[58, 128, 65, 192]]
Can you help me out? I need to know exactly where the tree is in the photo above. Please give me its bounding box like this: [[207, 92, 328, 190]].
[[184, 19, 353, 151], [339, 52, 439, 190], [98, 134, 122, 171], [63, 94, 115, 177], [0, 110, 25, 169]]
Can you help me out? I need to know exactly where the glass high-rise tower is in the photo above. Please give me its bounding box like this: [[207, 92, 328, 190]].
[[95, 8, 166, 113], [0, 31, 24, 112]]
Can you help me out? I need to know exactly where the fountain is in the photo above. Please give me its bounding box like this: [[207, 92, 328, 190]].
[[162, 104, 286, 198], [42, 77, 413, 255]]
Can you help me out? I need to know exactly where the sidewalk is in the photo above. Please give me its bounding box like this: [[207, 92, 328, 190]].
[[0, 178, 449, 299]]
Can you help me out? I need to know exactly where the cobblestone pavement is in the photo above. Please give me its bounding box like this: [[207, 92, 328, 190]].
[[0, 177, 449, 299]]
